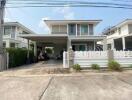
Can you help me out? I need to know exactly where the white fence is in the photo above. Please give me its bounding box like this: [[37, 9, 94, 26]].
[[74, 51, 108, 68], [114, 51, 132, 67], [63, 50, 132, 68]]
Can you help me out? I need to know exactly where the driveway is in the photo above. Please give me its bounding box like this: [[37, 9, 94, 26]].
[[0, 71, 132, 100]]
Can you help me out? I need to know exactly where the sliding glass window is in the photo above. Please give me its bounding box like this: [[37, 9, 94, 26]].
[[81, 24, 88, 35], [68, 24, 76, 35], [89, 24, 93, 35]]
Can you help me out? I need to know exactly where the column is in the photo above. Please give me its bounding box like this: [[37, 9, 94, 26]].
[[122, 37, 126, 51], [67, 38, 71, 51], [6, 40, 10, 48], [27, 39, 30, 64], [34, 41, 37, 57], [111, 39, 115, 50], [94, 41, 96, 51], [103, 38, 107, 51]]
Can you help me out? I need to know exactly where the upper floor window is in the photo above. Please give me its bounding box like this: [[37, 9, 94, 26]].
[[4, 26, 12, 35], [77, 24, 80, 35], [81, 24, 88, 35], [52, 25, 67, 33], [118, 28, 121, 34], [89, 24, 93, 35], [4, 26, 15, 36], [52, 25, 59, 33], [59, 25, 67, 33], [68, 24, 76, 35], [128, 24, 132, 34]]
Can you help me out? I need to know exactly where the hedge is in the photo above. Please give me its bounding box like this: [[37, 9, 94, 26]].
[[6, 48, 34, 68]]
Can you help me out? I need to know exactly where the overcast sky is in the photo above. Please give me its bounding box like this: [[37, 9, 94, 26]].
[[5, 0, 132, 34]]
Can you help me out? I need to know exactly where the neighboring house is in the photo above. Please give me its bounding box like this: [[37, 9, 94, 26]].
[[21, 20, 106, 58], [3, 22, 35, 48], [102, 19, 132, 51]]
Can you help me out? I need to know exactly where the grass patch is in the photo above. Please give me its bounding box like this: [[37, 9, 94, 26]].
[[91, 64, 100, 70], [108, 60, 122, 71], [72, 64, 81, 72]]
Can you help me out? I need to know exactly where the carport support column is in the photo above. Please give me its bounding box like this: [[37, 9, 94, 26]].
[[67, 38, 71, 51], [34, 42, 37, 57], [34, 41, 37, 62], [122, 37, 126, 51], [27, 39, 30, 64]]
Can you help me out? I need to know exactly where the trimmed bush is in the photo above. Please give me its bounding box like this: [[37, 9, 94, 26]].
[[91, 64, 100, 70], [72, 64, 81, 71], [129, 65, 132, 68], [45, 48, 53, 54], [6, 48, 34, 68], [108, 60, 122, 71]]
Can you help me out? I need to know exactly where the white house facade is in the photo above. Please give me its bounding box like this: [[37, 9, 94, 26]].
[[3, 22, 35, 48], [20, 20, 106, 59], [102, 19, 132, 51]]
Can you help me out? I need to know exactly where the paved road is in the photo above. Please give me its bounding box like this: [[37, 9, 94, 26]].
[[0, 72, 132, 100], [0, 76, 51, 100]]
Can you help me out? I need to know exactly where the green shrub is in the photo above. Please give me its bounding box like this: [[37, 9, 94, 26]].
[[72, 64, 81, 71], [45, 48, 53, 54], [6, 48, 34, 68], [129, 65, 132, 68], [108, 60, 122, 71], [91, 64, 100, 70]]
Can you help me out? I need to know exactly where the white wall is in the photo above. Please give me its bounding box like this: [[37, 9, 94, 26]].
[[105, 24, 129, 49], [3, 25, 30, 48]]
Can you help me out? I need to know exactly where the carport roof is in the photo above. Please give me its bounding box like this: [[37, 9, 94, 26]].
[[19, 34, 68, 43]]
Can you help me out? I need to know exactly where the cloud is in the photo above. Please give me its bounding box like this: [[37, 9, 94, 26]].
[[38, 17, 50, 33], [53, 6, 75, 20]]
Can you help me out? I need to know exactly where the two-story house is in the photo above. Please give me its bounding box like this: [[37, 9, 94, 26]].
[[20, 20, 106, 59], [3, 22, 35, 48], [102, 19, 132, 51]]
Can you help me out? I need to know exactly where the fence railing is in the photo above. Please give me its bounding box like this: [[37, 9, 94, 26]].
[[74, 51, 108, 68], [114, 51, 132, 58], [114, 51, 132, 67], [74, 51, 108, 59], [63, 50, 132, 68]]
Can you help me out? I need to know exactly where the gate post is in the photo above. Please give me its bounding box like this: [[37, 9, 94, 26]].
[[68, 47, 74, 68], [107, 50, 114, 61]]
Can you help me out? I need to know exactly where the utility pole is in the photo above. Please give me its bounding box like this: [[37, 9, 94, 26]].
[[0, 0, 6, 53]]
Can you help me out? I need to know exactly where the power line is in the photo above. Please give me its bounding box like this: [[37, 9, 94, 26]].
[[5, 4, 132, 9], [113, 0, 132, 2], [6, 0, 132, 7], [5, 0, 132, 9], [7, 1, 132, 7]]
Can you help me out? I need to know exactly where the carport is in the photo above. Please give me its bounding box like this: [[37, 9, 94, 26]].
[[20, 34, 68, 64]]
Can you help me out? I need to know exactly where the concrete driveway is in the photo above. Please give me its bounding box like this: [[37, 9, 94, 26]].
[[0, 72, 132, 100]]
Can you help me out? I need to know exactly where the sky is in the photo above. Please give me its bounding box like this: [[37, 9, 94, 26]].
[[4, 0, 132, 35]]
